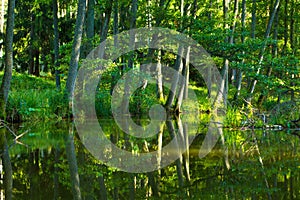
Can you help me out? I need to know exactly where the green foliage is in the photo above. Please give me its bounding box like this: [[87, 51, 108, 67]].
[[0, 72, 65, 122], [224, 107, 243, 128], [268, 101, 300, 127], [7, 89, 64, 122]]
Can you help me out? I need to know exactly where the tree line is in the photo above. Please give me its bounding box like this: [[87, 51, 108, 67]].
[[0, 0, 299, 118]]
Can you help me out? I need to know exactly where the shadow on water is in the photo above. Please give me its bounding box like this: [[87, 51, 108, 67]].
[[0, 118, 299, 199]]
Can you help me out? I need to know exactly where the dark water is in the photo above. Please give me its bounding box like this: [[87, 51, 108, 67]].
[[1, 119, 300, 199]]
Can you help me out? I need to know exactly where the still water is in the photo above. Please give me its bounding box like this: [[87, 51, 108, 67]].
[[1, 119, 299, 199]]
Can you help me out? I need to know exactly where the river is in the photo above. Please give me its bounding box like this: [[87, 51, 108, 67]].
[[1, 119, 299, 199]]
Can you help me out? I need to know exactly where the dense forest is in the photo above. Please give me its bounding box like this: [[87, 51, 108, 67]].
[[1, 0, 300, 126], [0, 0, 298, 125], [0, 0, 299, 199]]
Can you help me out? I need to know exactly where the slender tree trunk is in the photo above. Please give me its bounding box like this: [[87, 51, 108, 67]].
[[0, 0, 5, 58], [182, 0, 197, 102], [156, 50, 164, 101], [183, 53, 190, 100], [251, 0, 256, 39], [257, 3, 280, 107], [216, 0, 231, 107], [65, 0, 86, 104], [176, 46, 190, 113], [110, 0, 119, 95], [127, 0, 137, 69], [100, 1, 113, 43], [86, 0, 95, 52], [234, 0, 246, 101], [290, 0, 295, 101], [0, 0, 15, 119], [29, 12, 35, 75], [247, 0, 280, 103], [282, 0, 288, 53], [121, 0, 137, 113], [113, 0, 119, 47], [165, 0, 185, 111], [151, 0, 166, 101], [165, 46, 184, 111], [289, 0, 295, 52], [53, 0, 61, 90]]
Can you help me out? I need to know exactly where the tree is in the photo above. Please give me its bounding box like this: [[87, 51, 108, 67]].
[[0, 0, 16, 119], [0, 1, 15, 198], [234, 0, 246, 101], [65, 0, 86, 104], [247, 0, 281, 103], [53, 0, 61, 90], [85, 0, 95, 54], [64, 1, 86, 198]]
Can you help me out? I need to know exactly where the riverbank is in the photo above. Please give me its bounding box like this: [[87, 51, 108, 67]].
[[1, 72, 299, 129]]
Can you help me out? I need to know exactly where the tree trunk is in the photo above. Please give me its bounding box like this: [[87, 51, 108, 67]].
[[234, 0, 246, 101], [53, 0, 61, 90], [156, 50, 164, 101], [216, 0, 231, 107], [289, 0, 295, 53], [175, 46, 190, 113], [290, 0, 295, 101], [127, 0, 137, 69], [257, 2, 280, 107], [86, 0, 95, 52], [251, 0, 256, 39], [121, 0, 137, 113], [247, 0, 281, 103], [113, 0, 119, 45], [151, 0, 166, 101], [100, 1, 113, 43], [165, 46, 184, 111], [0, 0, 15, 119], [282, 0, 288, 53], [29, 12, 35, 75], [0, 0, 5, 58], [110, 0, 119, 95], [65, 0, 86, 104]]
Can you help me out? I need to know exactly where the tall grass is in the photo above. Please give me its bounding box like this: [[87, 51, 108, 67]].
[[7, 89, 65, 122], [0, 72, 65, 122]]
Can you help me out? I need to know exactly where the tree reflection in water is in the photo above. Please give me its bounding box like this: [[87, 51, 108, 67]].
[[1, 119, 299, 199]]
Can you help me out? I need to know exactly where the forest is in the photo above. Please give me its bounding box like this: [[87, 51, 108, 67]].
[[0, 0, 299, 199]]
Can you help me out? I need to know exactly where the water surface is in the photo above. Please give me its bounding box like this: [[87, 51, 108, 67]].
[[1, 119, 299, 199]]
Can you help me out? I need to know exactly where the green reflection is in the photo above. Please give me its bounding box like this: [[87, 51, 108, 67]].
[[2, 120, 300, 199]]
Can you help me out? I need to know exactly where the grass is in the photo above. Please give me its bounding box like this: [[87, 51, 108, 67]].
[[0, 72, 65, 122], [0, 71, 298, 128]]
